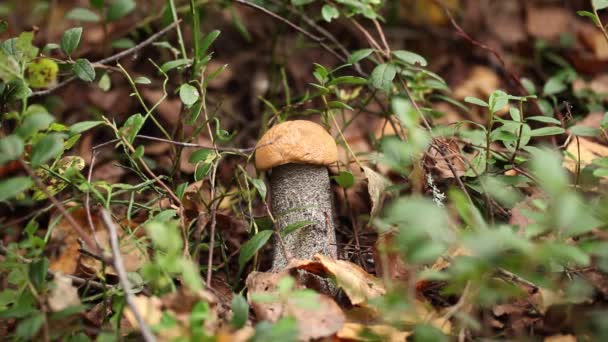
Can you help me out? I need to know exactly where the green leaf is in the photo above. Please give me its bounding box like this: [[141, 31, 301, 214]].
[[321, 4, 339, 22], [73, 58, 96, 82], [29, 258, 48, 290], [106, 0, 136, 21], [98, 72, 111, 91], [70, 121, 103, 135], [529, 126, 565, 137], [332, 170, 355, 188], [327, 76, 368, 86], [543, 76, 566, 95], [577, 11, 601, 26], [30, 133, 64, 167], [238, 230, 273, 271], [134, 76, 151, 84], [16, 107, 55, 138], [15, 313, 44, 340], [370, 63, 396, 93], [120, 113, 144, 143], [602, 112, 608, 129], [179, 83, 199, 107], [189, 148, 214, 164], [509, 107, 521, 121], [328, 101, 354, 111], [0, 135, 24, 165], [348, 49, 373, 64], [160, 58, 190, 73], [250, 178, 267, 200], [111, 38, 135, 49], [230, 295, 249, 329], [520, 77, 536, 95], [526, 116, 561, 124], [198, 30, 221, 56], [0, 20, 7, 35], [281, 220, 314, 237], [0, 177, 33, 201], [66, 8, 100, 22], [570, 125, 600, 137], [594, 0, 608, 10], [60, 27, 83, 55], [464, 96, 489, 107], [593, 168, 608, 177], [393, 50, 428, 67], [489, 90, 509, 114]]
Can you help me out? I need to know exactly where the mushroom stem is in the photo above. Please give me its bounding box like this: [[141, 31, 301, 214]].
[[270, 163, 337, 270]]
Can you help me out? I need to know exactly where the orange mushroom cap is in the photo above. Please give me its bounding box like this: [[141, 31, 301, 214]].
[[255, 120, 338, 171]]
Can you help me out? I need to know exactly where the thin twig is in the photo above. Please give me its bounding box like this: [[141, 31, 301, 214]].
[[101, 210, 156, 342], [30, 21, 181, 97], [233, 0, 324, 42]]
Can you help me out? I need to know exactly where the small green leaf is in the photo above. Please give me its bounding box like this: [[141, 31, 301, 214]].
[[160, 58, 190, 73], [321, 4, 339, 22], [134, 76, 151, 84], [198, 30, 221, 56], [370, 63, 396, 93], [327, 76, 368, 86], [30, 133, 64, 167], [328, 101, 354, 111], [70, 121, 103, 134], [543, 76, 566, 95], [0, 177, 33, 202], [332, 170, 355, 188], [29, 258, 49, 290], [66, 8, 100, 22], [238, 230, 273, 271], [73, 58, 96, 82], [60, 27, 83, 55], [0, 20, 7, 35], [0, 135, 24, 165], [594, 0, 608, 10], [348, 49, 373, 64], [509, 107, 521, 121], [230, 295, 249, 329], [464, 96, 489, 107], [529, 126, 565, 137], [577, 11, 601, 26], [189, 148, 214, 164], [520, 77, 536, 95], [15, 313, 44, 340], [281, 220, 314, 237], [570, 125, 600, 137], [526, 116, 561, 124], [106, 0, 136, 21], [393, 50, 428, 67], [602, 112, 608, 129], [16, 107, 54, 138], [489, 90, 509, 114], [98, 72, 111, 91], [250, 178, 267, 200], [593, 168, 608, 178], [120, 113, 144, 143], [179, 83, 199, 107]]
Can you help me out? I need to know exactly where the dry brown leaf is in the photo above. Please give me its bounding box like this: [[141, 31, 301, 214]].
[[526, 6, 573, 40], [141, 88, 183, 126], [246, 271, 346, 341], [486, 1, 526, 44], [47, 274, 80, 312], [80, 228, 148, 277], [289, 254, 386, 305], [563, 137, 608, 174], [337, 322, 411, 341], [216, 327, 255, 342], [362, 166, 391, 219], [123, 295, 163, 330], [545, 335, 577, 342], [424, 138, 466, 180], [373, 231, 409, 282], [579, 27, 608, 61], [453, 66, 501, 101]]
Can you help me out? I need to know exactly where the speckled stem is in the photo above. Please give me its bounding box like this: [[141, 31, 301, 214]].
[[269, 163, 337, 271]]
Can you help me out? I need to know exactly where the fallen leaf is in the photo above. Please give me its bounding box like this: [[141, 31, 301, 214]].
[[563, 137, 608, 174], [289, 254, 386, 305], [246, 271, 346, 341], [362, 166, 391, 219], [453, 66, 501, 101], [47, 273, 81, 312], [123, 295, 164, 331], [526, 6, 573, 40], [373, 231, 410, 282], [337, 322, 411, 341], [423, 138, 466, 180], [80, 228, 148, 277], [545, 335, 577, 342]]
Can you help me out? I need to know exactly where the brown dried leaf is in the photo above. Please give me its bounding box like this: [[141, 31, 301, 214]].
[[545, 335, 577, 342], [362, 166, 391, 219], [245, 271, 345, 341], [289, 254, 386, 305], [453, 66, 501, 101], [563, 137, 608, 174], [526, 6, 573, 40], [47, 274, 80, 312], [373, 231, 409, 282], [424, 138, 466, 180], [337, 322, 411, 342], [123, 295, 163, 330]]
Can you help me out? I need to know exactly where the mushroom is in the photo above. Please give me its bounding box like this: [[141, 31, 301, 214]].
[[255, 120, 338, 271]]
